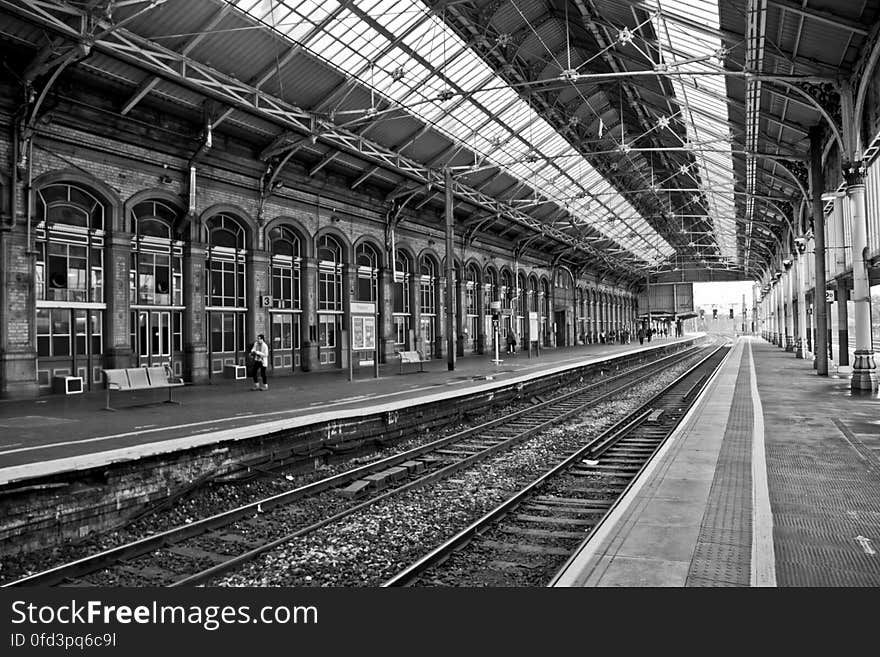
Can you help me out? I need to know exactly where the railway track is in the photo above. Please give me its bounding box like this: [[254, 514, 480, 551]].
[[383, 342, 730, 587], [4, 343, 708, 587]]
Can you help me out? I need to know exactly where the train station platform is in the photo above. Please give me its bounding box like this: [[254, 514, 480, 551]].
[[552, 336, 880, 587], [0, 335, 693, 487]]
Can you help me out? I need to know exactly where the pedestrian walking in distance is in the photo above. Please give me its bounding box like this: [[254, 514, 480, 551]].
[[250, 334, 269, 390]]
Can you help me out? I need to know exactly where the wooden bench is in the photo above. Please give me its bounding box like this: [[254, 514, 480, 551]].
[[103, 365, 185, 411], [397, 350, 426, 374]]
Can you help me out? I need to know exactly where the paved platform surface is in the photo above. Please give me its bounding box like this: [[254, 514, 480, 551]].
[[553, 336, 880, 587], [0, 336, 690, 485]]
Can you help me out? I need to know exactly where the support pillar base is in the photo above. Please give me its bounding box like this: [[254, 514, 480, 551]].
[[795, 339, 805, 359], [850, 350, 878, 393], [784, 335, 794, 352]]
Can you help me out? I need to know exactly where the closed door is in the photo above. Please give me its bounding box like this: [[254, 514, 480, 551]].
[[208, 311, 245, 374], [135, 310, 171, 367], [420, 317, 434, 358], [271, 313, 300, 372]]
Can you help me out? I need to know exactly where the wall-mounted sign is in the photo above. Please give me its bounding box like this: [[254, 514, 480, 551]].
[[350, 302, 376, 314]]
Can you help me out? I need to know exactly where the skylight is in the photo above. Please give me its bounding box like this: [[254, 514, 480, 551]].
[[229, 0, 675, 265], [653, 0, 739, 261]]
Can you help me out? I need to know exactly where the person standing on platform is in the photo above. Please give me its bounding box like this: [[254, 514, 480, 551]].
[[637, 327, 644, 345], [506, 327, 517, 354], [250, 334, 270, 391]]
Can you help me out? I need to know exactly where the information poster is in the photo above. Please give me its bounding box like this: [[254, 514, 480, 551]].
[[351, 315, 375, 351]]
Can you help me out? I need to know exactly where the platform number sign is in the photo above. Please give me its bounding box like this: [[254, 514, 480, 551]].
[[825, 290, 835, 303], [260, 295, 272, 307]]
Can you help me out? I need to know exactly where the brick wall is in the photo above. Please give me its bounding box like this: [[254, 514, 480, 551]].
[[0, 93, 635, 395]]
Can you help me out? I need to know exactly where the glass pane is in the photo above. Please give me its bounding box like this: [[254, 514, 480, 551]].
[[74, 310, 87, 356], [160, 312, 170, 356], [210, 313, 223, 352], [91, 310, 103, 354], [223, 313, 234, 351]]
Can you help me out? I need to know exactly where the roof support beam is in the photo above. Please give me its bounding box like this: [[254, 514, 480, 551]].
[[309, 151, 339, 177], [351, 166, 378, 189], [120, 3, 232, 115], [766, 0, 868, 36], [4, 0, 651, 278]]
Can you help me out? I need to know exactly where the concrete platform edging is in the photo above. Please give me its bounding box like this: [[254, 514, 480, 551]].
[[551, 338, 741, 587]]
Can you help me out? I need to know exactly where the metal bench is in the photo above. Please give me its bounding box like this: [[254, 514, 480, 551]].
[[397, 350, 426, 374], [103, 365, 185, 411]]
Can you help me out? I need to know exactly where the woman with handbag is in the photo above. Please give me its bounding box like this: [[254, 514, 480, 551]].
[[250, 334, 270, 390]]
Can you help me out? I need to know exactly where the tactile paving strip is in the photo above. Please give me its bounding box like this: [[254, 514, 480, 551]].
[[757, 348, 880, 587], [686, 353, 753, 586]]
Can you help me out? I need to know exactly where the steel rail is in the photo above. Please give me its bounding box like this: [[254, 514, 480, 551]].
[[3, 343, 699, 587], [381, 343, 728, 587]]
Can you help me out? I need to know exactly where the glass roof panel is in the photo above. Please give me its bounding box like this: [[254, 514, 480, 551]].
[[654, 0, 738, 260], [230, 0, 675, 264]]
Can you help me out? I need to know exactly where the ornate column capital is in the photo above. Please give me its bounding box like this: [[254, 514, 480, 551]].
[[843, 161, 867, 187]]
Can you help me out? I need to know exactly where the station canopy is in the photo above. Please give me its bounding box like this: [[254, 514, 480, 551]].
[[1, 0, 875, 284]]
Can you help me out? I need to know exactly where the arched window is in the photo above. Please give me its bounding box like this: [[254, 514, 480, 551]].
[[269, 225, 302, 371], [501, 270, 513, 311], [393, 250, 412, 348], [317, 234, 343, 311], [36, 184, 106, 303], [420, 257, 437, 315], [541, 278, 551, 345], [269, 226, 301, 309], [419, 256, 438, 358], [206, 214, 246, 307], [465, 264, 479, 318], [130, 201, 182, 306], [484, 267, 498, 315], [555, 268, 572, 289], [465, 264, 480, 351], [517, 272, 527, 338], [39, 183, 105, 231], [129, 200, 184, 372], [356, 242, 379, 303], [317, 234, 344, 365], [34, 182, 108, 390], [451, 261, 461, 316], [205, 213, 248, 374], [529, 277, 539, 312]]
